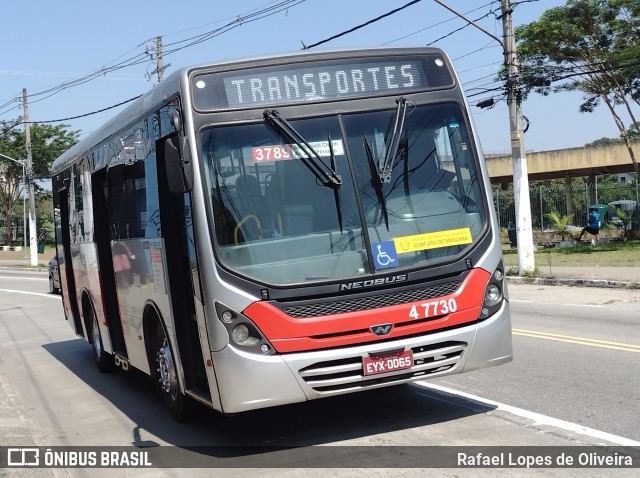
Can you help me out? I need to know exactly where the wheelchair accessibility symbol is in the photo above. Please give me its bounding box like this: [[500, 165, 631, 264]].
[[372, 240, 398, 270]]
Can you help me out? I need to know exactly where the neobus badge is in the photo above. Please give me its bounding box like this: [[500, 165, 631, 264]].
[[339, 274, 408, 291]]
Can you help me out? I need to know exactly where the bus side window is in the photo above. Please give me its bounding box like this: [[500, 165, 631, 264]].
[[107, 166, 120, 240]]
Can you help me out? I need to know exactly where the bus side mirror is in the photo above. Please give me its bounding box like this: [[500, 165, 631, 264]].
[[160, 133, 193, 193]]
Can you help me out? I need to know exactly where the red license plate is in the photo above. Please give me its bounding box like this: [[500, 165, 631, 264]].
[[362, 350, 413, 376]]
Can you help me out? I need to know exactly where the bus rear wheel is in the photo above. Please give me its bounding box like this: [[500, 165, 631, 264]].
[[154, 324, 191, 422], [90, 307, 112, 373]]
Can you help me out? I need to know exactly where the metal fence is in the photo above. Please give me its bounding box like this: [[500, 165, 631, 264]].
[[493, 175, 640, 231], [3, 176, 638, 243]]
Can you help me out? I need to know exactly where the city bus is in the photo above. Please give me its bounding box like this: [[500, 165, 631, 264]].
[[51, 47, 512, 421]]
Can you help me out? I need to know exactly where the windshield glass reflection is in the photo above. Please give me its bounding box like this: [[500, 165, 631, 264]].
[[201, 103, 486, 285]]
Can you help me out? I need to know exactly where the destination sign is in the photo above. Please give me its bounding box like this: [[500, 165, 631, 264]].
[[193, 55, 453, 109]]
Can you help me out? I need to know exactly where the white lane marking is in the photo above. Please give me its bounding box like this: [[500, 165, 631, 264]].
[[511, 299, 605, 308], [0, 288, 61, 299], [416, 382, 640, 446], [0, 276, 48, 281]]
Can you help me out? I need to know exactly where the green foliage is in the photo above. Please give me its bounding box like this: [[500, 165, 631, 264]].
[[586, 136, 624, 147], [586, 128, 640, 147], [516, 0, 640, 100], [0, 119, 78, 243], [515, 0, 640, 168], [546, 210, 574, 240], [0, 120, 79, 180]]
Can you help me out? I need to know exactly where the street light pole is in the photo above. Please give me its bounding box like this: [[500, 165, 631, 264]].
[[433, 0, 536, 274], [500, 0, 535, 273], [22, 88, 38, 267]]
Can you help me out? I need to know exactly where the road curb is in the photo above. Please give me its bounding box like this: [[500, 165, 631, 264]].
[[507, 276, 640, 289], [0, 266, 48, 272]]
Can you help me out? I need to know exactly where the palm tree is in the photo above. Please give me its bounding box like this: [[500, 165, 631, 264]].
[[545, 210, 573, 242]]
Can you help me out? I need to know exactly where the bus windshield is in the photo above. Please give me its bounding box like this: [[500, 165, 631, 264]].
[[201, 102, 486, 285]]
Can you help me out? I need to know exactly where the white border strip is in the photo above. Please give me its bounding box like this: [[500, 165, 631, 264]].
[[416, 382, 640, 446], [0, 288, 61, 299]]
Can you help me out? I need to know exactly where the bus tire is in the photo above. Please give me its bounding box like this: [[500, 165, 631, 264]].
[[89, 305, 112, 373], [154, 324, 191, 422]]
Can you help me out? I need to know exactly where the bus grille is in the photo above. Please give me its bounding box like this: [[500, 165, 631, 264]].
[[298, 341, 466, 393], [282, 281, 460, 318]]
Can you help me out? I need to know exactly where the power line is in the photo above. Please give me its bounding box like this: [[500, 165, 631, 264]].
[[162, 1, 305, 54], [2, 3, 309, 126], [453, 41, 500, 61], [32, 95, 143, 124], [303, 0, 423, 50], [381, 1, 495, 46], [426, 9, 496, 46], [0, 95, 142, 127], [0, 1, 305, 115]]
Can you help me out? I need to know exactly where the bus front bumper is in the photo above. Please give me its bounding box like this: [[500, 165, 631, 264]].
[[211, 300, 512, 414]]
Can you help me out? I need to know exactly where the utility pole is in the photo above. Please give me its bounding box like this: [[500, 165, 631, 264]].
[[148, 36, 170, 83], [500, 0, 535, 273], [22, 88, 38, 267], [433, 0, 535, 273]]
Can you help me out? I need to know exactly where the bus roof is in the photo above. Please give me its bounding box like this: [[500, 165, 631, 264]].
[[51, 46, 448, 175]]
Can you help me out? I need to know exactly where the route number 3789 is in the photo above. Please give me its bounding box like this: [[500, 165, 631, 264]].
[[409, 298, 458, 320]]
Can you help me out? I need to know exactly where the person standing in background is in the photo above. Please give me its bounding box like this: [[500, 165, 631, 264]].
[[578, 207, 600, 244]]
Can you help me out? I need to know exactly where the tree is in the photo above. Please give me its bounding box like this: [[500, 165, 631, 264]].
[[586, 123, 640, 146], [515, 0, 640, 174], [0, 120, 78, 243]]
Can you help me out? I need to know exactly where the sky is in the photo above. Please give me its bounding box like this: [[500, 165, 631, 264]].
[[1, 0, 635, 156]]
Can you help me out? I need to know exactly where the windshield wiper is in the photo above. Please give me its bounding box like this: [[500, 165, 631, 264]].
[[379, 97, 408, 183], [263, 109, 341, 187], [264, 109, 343, 232], [363, 133, 389, 231], [327, 133, 343, 233]]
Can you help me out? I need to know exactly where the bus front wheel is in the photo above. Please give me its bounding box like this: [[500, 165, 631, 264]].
[[154, 324, 190, 422]]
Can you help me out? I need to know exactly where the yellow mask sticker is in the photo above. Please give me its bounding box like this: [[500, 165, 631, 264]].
[[393, 227, 472, 253]]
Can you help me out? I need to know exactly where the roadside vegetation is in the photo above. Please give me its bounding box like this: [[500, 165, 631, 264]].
[[502, 238, 640, 270]]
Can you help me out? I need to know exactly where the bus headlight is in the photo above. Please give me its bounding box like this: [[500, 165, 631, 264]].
[[480, 261, 506, 320], [232, 324, 250, 343], [485, 284, 502, 306], [214, 302, 275, 354]]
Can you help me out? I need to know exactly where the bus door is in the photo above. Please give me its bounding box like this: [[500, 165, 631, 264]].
[[157, 134, 210, 398], [57, 186, 82, 335], [92, 169, 127, 355]]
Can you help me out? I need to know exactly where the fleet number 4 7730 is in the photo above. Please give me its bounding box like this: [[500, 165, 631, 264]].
[[409, 298, 457, 320]]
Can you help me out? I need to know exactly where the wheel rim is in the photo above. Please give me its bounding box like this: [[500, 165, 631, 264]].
[[49, 275, 54, 292], [157, 335, 178, 402], [92, 315, 102, 359]]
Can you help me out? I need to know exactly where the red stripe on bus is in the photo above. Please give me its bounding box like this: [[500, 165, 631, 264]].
[[243, 268, 490, 353]]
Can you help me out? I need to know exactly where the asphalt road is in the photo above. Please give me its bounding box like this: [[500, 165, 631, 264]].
[[432, 283, 640, 441], [0, 271, 638, 477]]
